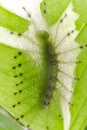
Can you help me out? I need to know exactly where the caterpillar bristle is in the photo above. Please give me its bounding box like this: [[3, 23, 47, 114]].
[[54, 29, 75, 49], [56, 79, 73, 93], [22, 7, 31, 18], [56, 88, 71, 104], [57, 68, 76, 80], [58, 60, 82, 64]]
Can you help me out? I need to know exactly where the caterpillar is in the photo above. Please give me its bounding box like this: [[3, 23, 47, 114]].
[[0, 2, 85, 130]]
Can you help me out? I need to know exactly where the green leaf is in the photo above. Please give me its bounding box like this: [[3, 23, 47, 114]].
[[76, 23, 87, 45], [0, 42, 46, 128], [0, 6, 29, 33], [0, 110, 22, 130], [40, 0, 71, 26], [72, 0, 87, 30], [84, 126, 87, 130]]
